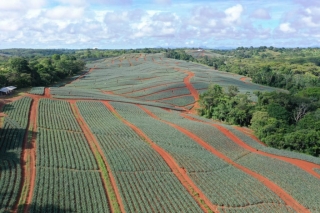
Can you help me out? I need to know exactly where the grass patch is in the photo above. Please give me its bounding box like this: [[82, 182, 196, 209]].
[[95, 149, 121, 213]]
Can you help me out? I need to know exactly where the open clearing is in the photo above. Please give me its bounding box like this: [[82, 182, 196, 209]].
[[0, 53, 319, 213]]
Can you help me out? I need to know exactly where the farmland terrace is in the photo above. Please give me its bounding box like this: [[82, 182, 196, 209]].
[[0, 53, 319, 213]]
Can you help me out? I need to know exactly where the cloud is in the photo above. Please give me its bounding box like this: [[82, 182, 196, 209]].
[[224, 4, 243, 24], [251, 8, 271, 19], [0, 0, 46, 11], [279, 23, 296, 33], [46, 6, 85, 20]]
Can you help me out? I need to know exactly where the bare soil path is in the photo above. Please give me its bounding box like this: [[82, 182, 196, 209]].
[[20, 97, 39, 213], [139, 106, 310, 213], [182, 114, 320, 179], [103, 101, 217, 213], [44, 88, 51, 98], [69, 100, 124, 213]]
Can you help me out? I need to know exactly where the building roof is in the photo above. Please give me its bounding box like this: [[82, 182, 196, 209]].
[[0, 86, 17, 93]]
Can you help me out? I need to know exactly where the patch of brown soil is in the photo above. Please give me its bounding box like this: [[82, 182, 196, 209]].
[[44, 88, 51, 98], [21, 97, 39, 213]]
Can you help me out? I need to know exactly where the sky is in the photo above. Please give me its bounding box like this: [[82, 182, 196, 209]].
[[1, 0, 320, 49]]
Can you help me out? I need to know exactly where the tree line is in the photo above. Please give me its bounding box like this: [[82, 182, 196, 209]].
[[0, 54, 85, 88], [198, 84, 320, 157]]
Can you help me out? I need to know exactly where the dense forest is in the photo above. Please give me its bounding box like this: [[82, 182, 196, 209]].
[[166, 47, 320, 157], [0, 54, 86, 88]]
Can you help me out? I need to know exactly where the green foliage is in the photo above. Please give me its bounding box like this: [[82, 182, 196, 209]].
[[199, 83, 320, 156], [0, 54, 85, 88], [198, 84, 254, 126]]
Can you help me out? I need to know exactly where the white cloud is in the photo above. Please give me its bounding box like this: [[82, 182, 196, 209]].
[[0, 0, 46, 11], [46, 6, 85, 20], [224, 4, 243, 24], [279, 23, 296, 33]]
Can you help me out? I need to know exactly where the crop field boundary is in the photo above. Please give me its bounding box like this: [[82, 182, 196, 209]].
[[69, 101, 124, 213], [102, 101, 218, 213], [138, 105, 309, 213], [182, 114, 320, 179], [17, 97, 38, 213]]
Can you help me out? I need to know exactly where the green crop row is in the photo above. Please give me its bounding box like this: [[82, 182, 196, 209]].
[[124, 82, 187, 98], [2, 97, 32, 128], [110, 102, 287, 209], [28, 87, 44, 95], [32, 99, 112, 212], [145, 105, 320, 212], [145, 106, 250, 161], [30, 168, 110, 213], [36, 128, 98, 170], [237, 153, 320, 212], [76, 101, 203, 212], [141, 88, 191, 101], [218, 203, 296, 213], [38, 99, 81, 131], [220, 124, 320, 165], [159, 95, 195, 107], [0, 97, 32, 213], [0, 158, 22, 213]]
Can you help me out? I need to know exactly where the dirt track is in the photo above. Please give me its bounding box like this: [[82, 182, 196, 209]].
[[20, 97, 38, 213]]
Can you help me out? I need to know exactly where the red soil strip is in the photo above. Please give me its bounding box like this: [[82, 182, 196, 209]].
[[240, 77, 252, 83], [103, 101, 218, 213], [140, 106, 310, 213], [44, 88, 51, 98], [22, 97, 39, 213], [182, 114, 320, 179], [174, 68, 199, 113], [69, 100, 125, 213]]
